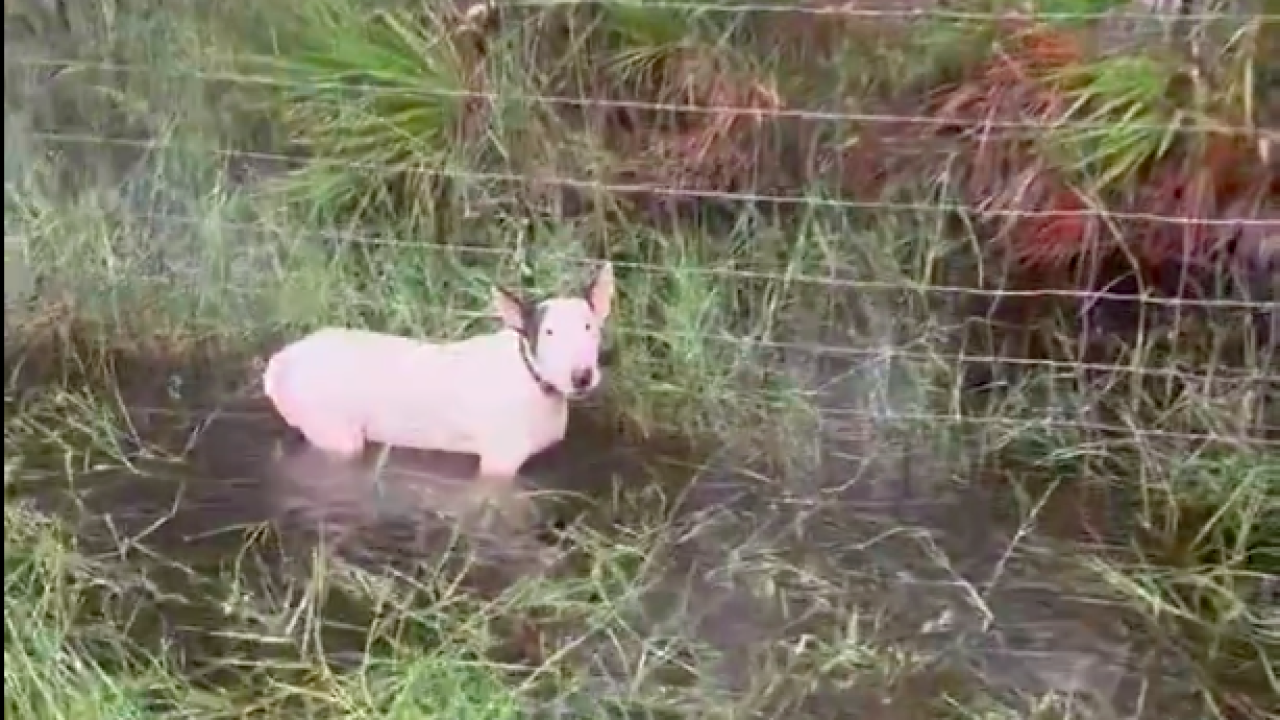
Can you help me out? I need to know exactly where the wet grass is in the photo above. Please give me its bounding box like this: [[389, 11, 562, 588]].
[[5, 0, 1278, 718]]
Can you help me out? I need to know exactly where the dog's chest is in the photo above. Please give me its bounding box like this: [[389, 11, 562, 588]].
[[371, 385, 568, 461], [525, 402, 570, 455]]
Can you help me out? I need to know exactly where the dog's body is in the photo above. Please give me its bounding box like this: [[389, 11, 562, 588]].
[[264, 326, 571, 476], [262, 262, 615, 489]]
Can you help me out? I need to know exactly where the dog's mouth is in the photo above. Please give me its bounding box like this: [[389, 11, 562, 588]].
[[562, 381, 603, 402]]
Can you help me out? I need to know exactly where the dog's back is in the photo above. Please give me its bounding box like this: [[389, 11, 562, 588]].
[[264, 327, 560, 459], [264, 328, 423, 448]]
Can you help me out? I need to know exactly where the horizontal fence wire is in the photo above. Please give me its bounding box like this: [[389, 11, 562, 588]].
[[15, 293, 1275, 386], [9, 0, 1270, 22], [6, 202, 1278, 313], [7, 264, 1274, 386], [24, 131, 1280, 229], [12, 59, 1279, 138], [83, 404, 1280, 448], [488, 0, 1277, 22]]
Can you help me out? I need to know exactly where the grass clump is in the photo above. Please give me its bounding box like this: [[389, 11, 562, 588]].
[[1046, 53, 1186, 190], [259, 0, 490, 223], [4, 0, 1277, 718]]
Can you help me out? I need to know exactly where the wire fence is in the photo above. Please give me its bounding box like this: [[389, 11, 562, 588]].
[[14, 59, 1280, 138], [20, 130, 1279, 229], [4, 0, 1277, 446], [102, 403, 1278, 447], [7, 200, 1274, 312], [487, 0, 1274, 21]]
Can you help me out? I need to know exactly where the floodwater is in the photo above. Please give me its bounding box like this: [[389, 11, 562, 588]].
[[2, 337, 1257, 719]]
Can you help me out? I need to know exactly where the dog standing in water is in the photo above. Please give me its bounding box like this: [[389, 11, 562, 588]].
[[263, 262, 615, 523]]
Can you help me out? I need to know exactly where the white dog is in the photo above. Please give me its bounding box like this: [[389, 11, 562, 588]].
[[263, 262, 616, 496]]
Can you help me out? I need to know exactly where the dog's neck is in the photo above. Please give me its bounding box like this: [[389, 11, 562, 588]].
[[516, 334, 561, 398]]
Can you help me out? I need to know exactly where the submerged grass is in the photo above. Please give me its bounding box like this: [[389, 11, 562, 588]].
[[4, 0, 1277, 718]]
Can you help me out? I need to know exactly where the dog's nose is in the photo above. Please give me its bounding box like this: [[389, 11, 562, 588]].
[[571, 369, 594, 392]]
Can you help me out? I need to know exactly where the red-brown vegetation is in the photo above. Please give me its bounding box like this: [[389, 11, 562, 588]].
[[907, 19, 1272, 291], [603, 51, 785, 196], [464, 7, 1273, 304]]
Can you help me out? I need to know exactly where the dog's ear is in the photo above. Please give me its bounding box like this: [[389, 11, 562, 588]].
[[491, 286, 528, 332], [584, 261, 615, 321]]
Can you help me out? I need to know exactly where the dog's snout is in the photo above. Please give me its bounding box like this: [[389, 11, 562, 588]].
[[571, 368, 595, 391]]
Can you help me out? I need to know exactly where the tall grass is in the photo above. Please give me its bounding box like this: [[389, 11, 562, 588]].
[[4, 0, 1276, 718]]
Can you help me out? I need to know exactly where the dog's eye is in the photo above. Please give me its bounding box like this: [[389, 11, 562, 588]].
[[584, 323, 592, 331], [544, 327, 554, 336]]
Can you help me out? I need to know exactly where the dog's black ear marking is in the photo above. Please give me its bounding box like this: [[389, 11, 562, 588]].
[[523, 301, 549, 349], [582, 266, 603, 311]]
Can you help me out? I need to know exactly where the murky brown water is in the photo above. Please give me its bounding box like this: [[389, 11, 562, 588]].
[[4, 334, 1261, 718]]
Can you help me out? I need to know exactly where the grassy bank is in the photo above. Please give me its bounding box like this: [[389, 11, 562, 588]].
[[5, 0, 1277, 718]]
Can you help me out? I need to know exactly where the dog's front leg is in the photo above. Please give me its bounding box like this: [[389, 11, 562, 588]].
[[468, 452, 533, 532]]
